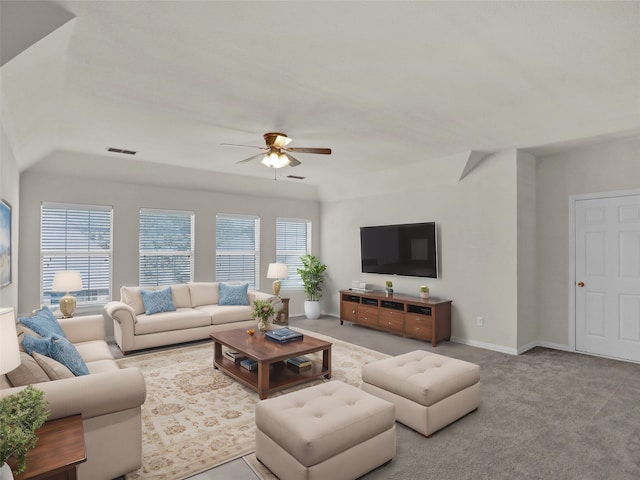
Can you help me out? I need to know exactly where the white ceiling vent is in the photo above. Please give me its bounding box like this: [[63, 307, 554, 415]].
[[106, 147, 137, 155]]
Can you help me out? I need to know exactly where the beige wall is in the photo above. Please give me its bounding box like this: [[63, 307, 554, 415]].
[[536, 135, 640, 347], [18, 170, 321, 331], [322, 149, 521, 353], [516, 151, 538, 350], [0, 123, 20, 309]]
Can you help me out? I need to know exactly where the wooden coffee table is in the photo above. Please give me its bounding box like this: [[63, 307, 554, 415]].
[[210, 327, 332, 399]]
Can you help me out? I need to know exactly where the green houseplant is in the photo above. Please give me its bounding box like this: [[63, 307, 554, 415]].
[[1, 385, 50, 476], [297, 254, 327, 319]]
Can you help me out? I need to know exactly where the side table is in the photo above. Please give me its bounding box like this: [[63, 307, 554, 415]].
[[274, 297, 290, 325], [8, 414, 86, 480]]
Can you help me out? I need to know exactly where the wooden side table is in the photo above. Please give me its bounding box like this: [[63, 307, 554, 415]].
[[8, 414, 86, 480], [274, 297, 290, 325]]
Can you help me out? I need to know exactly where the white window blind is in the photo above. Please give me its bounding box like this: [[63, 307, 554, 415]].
[[139, 208, 194, 286], [276, 218, 311, 289], [216, 214, 260, 289], [41, 202, 112, 306]]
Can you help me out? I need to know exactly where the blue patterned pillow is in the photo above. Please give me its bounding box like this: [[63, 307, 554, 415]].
[[22, 335, 51, 356], [218, 283, 249, 306], [19, 306, 66, 338], [22, 334, 89, 376], [141, 287, 176, 315], [49, 335, 89, 376]]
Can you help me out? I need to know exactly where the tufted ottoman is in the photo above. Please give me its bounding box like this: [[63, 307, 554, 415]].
[[361, 350, 480, 437], [255, 380, 396, 480]]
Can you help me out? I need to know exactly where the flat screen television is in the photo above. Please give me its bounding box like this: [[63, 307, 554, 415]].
[[360, 222, 438, 278]]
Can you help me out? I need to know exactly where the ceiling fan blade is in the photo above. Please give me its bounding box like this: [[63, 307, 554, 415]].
[[283, 152, 302, 167], [286, 147, 332, 155], [236, 153, 265, 164], [221, 143, 267, 150]]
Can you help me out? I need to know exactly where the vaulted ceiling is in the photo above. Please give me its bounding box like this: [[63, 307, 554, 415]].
[[2, 1, 639, 196]]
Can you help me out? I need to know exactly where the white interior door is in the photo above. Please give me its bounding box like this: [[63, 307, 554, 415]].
[[575, 193, 640, 362]]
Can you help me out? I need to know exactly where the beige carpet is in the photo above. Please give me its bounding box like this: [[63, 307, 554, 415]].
[[116, 329, 389, 479]]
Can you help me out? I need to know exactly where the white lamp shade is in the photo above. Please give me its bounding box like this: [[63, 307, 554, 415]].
[[267, 263, 289, 280], [0, 307, 20, 375], [52, 270, 83, 292]]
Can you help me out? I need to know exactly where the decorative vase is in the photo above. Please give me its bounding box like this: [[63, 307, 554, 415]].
[[257, 318, 269, 332], [420, 292, 429, 299], [0, 463, 14, 480]]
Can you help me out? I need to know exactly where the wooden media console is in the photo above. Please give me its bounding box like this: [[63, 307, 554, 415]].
[[339, 290, 452, 346]]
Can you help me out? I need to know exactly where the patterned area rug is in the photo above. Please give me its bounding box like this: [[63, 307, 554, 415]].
[[116, 328, 389, 479]]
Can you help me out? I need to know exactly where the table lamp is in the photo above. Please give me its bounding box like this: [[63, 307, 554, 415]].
[[266, 263, 288, 297], [52, 270, 83, 318], [1, 307, 20, 375]]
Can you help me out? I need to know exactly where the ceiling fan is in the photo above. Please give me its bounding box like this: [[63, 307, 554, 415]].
[[222, 132, 332, 169]]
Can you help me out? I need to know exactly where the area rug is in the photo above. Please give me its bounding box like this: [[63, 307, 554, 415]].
[[116, 329, 389, 479]]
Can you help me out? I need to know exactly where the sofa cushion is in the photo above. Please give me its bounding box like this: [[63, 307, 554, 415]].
[[33, 352, 75, 380], [171, 284, 192, 308], [19, 306, 66, 338], [141, 287, 176, 315], [86, 359, 121, 374], [121, 286, 146, 315], [74, 340, 116, 363], [219, 282, 249, 306], [196, 305, 254, 325], [188, 282, 220, 307], [6, 351, 50, 386], [134, 308, 212, 335]]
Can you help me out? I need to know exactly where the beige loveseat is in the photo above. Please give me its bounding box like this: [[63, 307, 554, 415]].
[[0, 315, 146, 480], [104, 282, 282, 354]]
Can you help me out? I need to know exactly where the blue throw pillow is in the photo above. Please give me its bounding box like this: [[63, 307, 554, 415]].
[[218, 283, 249, 306], [22, 335, 51, 356], [22, 334, 89, 376], [19, 306, 66, 338], [141, 287, 176, 315], [49, 335, 89, 376]]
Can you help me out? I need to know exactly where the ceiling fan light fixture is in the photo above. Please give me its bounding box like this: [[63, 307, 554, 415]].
[[261, 151, 290, 169]]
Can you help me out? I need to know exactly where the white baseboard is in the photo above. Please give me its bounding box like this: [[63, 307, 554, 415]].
[[450, 336, 519, 355]]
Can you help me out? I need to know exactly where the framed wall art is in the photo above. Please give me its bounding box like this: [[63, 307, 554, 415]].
[[0, 198, 11, 288]]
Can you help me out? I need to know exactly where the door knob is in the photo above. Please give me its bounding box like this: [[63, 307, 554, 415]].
[[577, 282, 585, 287]]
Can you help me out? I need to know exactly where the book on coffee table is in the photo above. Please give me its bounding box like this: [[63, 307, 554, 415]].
[[225, 350, 247, 364], [265, 327, 303, 344]]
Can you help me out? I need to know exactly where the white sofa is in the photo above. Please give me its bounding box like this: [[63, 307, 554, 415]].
[[1, 315, 147, 480], [104, 282, 282, 354]]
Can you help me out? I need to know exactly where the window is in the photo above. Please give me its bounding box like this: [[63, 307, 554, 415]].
[[216, 214, 260, 289], [276, 218, 311, 289], [139, 208, 194, 286], [41, 202, 112, 306]]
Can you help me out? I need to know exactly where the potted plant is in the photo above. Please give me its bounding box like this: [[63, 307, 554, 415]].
[[297, 254, 327, 320], [419, 285, 429, 299], [385, 280, 393, 295], [251, 299, 275, 332], [1, 385, 50, 477]]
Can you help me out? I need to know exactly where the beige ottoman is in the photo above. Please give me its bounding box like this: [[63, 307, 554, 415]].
[[255, 380, 396, 480], [362, 350, 480, 437]]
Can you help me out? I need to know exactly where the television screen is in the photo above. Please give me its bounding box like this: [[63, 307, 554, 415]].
[[360, 222, 437, 278]]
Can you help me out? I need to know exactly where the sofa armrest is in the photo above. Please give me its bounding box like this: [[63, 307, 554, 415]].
[[0, 367, 146, 420], [249, 291, 283, 312], [59, 315, 105, 343], [104, 301, 137, 353]]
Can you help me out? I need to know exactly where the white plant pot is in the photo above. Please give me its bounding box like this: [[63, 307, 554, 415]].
[[304, 300, 321, 320]]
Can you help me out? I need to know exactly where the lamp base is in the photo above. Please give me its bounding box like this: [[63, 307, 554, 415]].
[[59, 293, 77, 318], [272, 280, 281, 297]]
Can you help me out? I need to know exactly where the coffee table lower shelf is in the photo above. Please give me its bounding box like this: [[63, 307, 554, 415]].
[[214, 356, 330, 399]]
